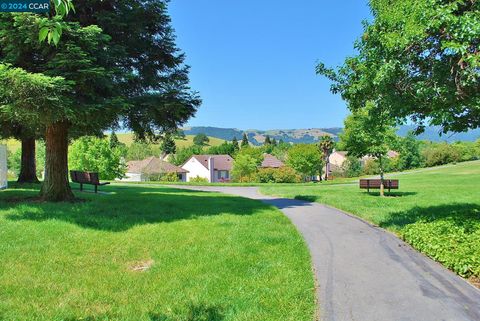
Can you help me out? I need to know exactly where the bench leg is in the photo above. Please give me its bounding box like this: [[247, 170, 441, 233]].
[[80, 183, 83, 191], [95, 185, 98, 193]]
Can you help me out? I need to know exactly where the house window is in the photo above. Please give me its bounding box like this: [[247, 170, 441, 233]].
[[217, 171, 229, 180]]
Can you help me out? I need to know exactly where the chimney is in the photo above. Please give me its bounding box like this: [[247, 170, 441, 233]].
[[208, 157, 215, 182]]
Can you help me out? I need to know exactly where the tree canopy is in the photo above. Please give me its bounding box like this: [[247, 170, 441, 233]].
[[317, 0, 479, 133]]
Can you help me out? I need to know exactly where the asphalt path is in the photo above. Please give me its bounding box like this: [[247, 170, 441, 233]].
[[169, 185, 480, 321]]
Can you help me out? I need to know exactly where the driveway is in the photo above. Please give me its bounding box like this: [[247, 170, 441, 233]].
[[170, 185, 480, 321]]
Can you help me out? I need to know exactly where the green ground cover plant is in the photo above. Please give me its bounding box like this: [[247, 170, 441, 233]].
[[0, 184, 314, 321]]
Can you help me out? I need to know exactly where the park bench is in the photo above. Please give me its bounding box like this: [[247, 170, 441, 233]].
[[70, 171, 110, 193], [359, 179, 399, 193]]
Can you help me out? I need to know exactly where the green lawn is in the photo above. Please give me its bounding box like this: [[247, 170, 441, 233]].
[[261, 161, 480, 280], [0, 184, 315, 321]]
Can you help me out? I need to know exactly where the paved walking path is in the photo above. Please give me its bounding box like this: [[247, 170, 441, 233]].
[[170, 185, 480, 321]]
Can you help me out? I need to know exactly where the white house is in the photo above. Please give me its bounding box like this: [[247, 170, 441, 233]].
[[0, 145, 7, 189], [119, 156, 188, 182], [182, 155, 233, 182]]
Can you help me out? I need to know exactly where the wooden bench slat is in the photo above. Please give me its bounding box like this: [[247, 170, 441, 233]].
[[70, 171, 109, 193]]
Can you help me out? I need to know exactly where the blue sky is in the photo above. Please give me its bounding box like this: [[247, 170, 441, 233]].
[[169, 1, 371, 130]]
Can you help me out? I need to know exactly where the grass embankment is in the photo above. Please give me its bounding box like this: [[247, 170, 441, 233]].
[[261, 161, 480, 281], [0, 184, 314, 321], [116, 133, 226, 149]]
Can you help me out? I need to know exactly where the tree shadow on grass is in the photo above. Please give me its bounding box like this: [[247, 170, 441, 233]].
[[378, 203, 480, 231], [1, 185, 269, 232], [149, 303, 226, 321]]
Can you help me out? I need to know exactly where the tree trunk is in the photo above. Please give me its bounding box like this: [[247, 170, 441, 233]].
[[325, 157, 330, 181], [40, 122, 74, 202], [17, 137, 40, 183], [379, 156, 385, 197]]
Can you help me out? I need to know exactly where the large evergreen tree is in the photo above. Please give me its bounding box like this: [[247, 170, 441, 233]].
[[0, 1, 200, 201], [241, 133, 249, 148]]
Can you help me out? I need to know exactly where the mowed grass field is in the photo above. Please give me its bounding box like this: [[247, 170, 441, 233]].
[[261, 161, 480, 281], [0, 185, 314, 321]]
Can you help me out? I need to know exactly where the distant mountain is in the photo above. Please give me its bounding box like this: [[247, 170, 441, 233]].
[[397, 125, 480, 142], [183, 126, 480, 144], [182, 126, 342, 145]]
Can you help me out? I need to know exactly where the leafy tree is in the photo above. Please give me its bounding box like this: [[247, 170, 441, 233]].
[[398, 132, 424, 170], [340, 104, 397, 196], [235, 147, 264, 166], [206, 142, 236, 156], [286, 144, 322, 180], [109, 131, 121, 149], [173, 129, 186, 140], [318, 136, 335, 180], [271, 138, 278, 146], [232, 136, 240, 152], [343, 156, 362, 178], [0, 1, 200, 201], [160, 133, 176, 156], [241, 133, 249, 147], [193, 133, 209, 146], [317, 0, 479, 133], [126, 142, 155, 161], [170, 145, 204, 166], [231, 154, 258, 182], [69, 136, 125, 180]]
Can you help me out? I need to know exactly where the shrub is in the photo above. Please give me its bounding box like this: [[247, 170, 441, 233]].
[[362, 159, 380, 175], [403, 217, 480, 278], [272, 166, 301, 183], [343, 156, 362, 178], [190, 176, 208, 183], [69, 136, 126, 180], [256, 168, 276, 183], [144, 172, 179, 182], [422, 143, 461, 167]]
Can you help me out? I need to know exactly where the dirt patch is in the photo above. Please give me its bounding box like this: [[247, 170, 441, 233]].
[[469, 276, 480, 289], [129, 259, 154, 272]]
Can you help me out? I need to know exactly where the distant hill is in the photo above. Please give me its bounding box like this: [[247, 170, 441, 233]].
[[396, 125, 480, 143], [183, 126, 480, 144], [183, 126, 342, 145]]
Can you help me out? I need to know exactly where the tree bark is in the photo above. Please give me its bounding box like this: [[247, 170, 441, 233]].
[[17, 137, 40, 183], [379, 155, 385, 197], [40, 121, 74, 202]]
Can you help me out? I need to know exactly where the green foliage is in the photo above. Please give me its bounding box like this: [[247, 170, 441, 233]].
[[69, 136, 125, 180], [235, 147, 264, 166], [318, 0, 480, 133], [170, 145, 204, 166], [398, 133, 424, 170], [422, 143, 461, 167], [144, 171, 179, 183], [362, 159, 380, 175], [343, 156, 362, 178], [232, 136, 240, 152], [126, 142, 157, 161], [286, 144, 322, 178], [264, 135, 272, 145], [241, 133, 249, 148], [206, 141, 236, 156], [173, 129, 186, 140], [7, 141, 45, 178], [193, 133, 209, 146], [109, 131, 121, 149], [403, 216, 480, 278], [231, 154, 259, 182], [160, 133, 177, 155], [255, 167, 301, 183], [189, 176, 209, 183]]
